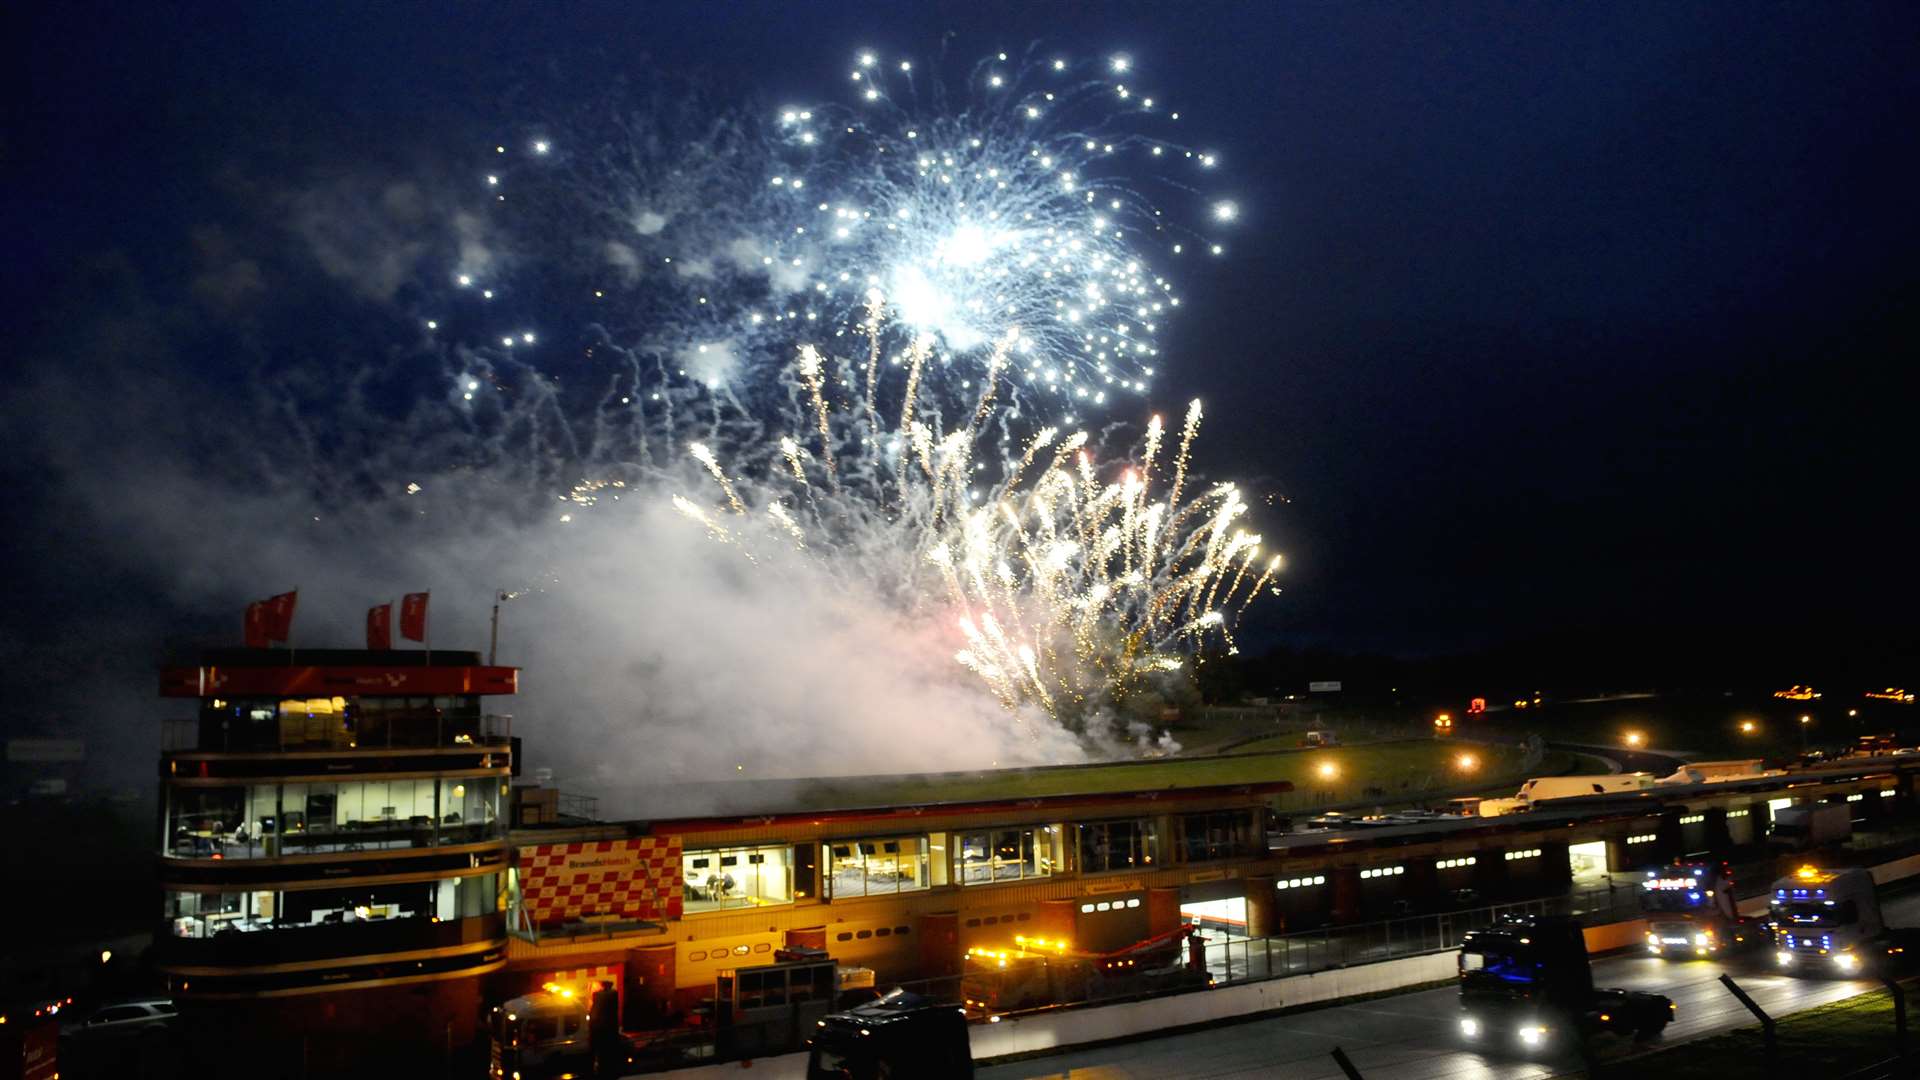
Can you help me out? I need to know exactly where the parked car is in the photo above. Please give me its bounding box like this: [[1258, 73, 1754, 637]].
[[64, 998, 177, 1045]]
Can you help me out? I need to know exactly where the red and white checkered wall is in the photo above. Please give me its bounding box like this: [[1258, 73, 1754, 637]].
[[518, 837, 683, 925]]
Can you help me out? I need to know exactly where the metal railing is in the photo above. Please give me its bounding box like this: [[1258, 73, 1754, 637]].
[[1198, 896, 1561, 990], [159, 711, 511, 753]]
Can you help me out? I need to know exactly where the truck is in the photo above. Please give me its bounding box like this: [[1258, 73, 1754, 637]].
[[1, 999, 62, 1080], [488, 983, 610, 1080], [1768, 866, 1920, 975], [959, 927, 1204, 1015], [1476, 774, 1656, 817], [1768, 803, 1850, 851], [806, 989, 973, 1080], [1638, 861, 1759, 959], [1457, 914, 1673, 1053], [489, 953, 844, 1078]]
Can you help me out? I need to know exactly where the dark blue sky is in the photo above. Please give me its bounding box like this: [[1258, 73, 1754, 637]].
[[7, 1, 1918, 684]]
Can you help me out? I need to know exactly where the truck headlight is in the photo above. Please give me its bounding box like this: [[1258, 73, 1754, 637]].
[[1518, 1024, 1546, 1047], [1834, 952, 1859, 972], [1776, 950, 1793, 967], [1459, 1017, 1479, 1037], [1694, 932, 1712, 947]]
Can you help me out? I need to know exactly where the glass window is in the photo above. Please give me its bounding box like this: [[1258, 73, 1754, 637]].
[[682, 845, 793, 913], [826, 836, 933, 899], [1180, 811, 1257, 862], [165, 786, 270, 859], [1077, 818, 1160, 874], [166, 874, 496, 938], [439, 777, 503, 844], [958, 826, 1063, 885]]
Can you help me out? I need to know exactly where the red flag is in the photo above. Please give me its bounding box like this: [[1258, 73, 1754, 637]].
[[367, 604, 393, 650], [400, 592, 430, 642], [264, 591, 298, 642], [244, 601, 269, 648]]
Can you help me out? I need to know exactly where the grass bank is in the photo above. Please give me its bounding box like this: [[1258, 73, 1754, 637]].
[[1611, 979, 1916, 1079], [784, 738, 1548, 813]]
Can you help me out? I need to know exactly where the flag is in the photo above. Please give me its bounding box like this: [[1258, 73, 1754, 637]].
[[244, 601, 269, 648], [400, 592, 430, 642], [367, 604, 392, 650], [264, 591, 299, 642]]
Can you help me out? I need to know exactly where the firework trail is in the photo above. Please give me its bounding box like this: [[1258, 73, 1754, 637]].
[[672, 304, 1280, 732]]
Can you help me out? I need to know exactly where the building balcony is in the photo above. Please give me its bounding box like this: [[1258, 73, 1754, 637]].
[[163, 712, 513, 755], [157, 911, 506, 969]]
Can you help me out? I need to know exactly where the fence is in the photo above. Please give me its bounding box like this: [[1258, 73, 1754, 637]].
[[870, 890, 1626, 1025], [1198, 896, 1563, 989]]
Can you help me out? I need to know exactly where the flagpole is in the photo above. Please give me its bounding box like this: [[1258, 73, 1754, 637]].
[[489, 592, 502, 666], [289, 585, 298, 666]]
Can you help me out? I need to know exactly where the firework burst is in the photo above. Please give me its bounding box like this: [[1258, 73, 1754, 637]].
[[673, 308, 1280, 729], [764, 47, 1238, 414]]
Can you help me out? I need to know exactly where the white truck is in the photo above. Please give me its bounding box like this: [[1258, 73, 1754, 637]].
[[1477, 774, 1656, 817], [1768, 866, 1919, 975], [1768, 803, 1851, 852]]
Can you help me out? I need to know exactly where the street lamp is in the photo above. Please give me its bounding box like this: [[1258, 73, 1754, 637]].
[[1317, 761, 1339, 782], [1800, 714, 1813, 753], [1624, 731, 1645, 749], [1740, 720, 1757, 735], [1456, 753, 1478, 772]]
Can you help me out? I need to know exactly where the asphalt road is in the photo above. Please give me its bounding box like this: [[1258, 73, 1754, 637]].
[[980, 892, 1920, 1080]]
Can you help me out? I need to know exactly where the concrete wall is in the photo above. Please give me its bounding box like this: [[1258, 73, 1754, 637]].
[[968, 951, 1458, 1059], [659, 950, 1459, 1079]]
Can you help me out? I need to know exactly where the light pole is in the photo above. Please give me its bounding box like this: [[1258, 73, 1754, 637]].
[[1800, 714, 1813, 753], [488, 589, 518, 665]]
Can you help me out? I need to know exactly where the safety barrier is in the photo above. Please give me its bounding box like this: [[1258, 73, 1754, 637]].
[[656, 950, 1460, 1078]]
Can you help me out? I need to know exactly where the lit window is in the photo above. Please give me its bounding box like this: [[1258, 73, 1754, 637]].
[[824, 836, 934, 900], [683, 845, 794, 912]]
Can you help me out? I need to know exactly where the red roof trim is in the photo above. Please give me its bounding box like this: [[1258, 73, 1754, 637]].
[[159, 665, 519, 698]]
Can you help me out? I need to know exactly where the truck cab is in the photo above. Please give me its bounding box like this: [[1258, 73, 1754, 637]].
[[1639, 862, 1755, 958], [488, 986, 593, 1080], [1770, 866, 1883, 974], [1458, 915, 1672, 1053], [806, 990, 972, 1080]]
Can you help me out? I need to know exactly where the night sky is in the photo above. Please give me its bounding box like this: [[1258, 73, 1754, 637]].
[[5, 1, 1918, 766]]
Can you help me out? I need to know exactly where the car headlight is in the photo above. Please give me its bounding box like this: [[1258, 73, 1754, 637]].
[[1518, 1024, 1546, 1047], [1459, 1017, 1479, 1037], [1776, 950, 1793, 967]]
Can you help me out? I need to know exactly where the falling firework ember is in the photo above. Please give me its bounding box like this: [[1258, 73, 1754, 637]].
[[673, 310, 1281, 729]]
